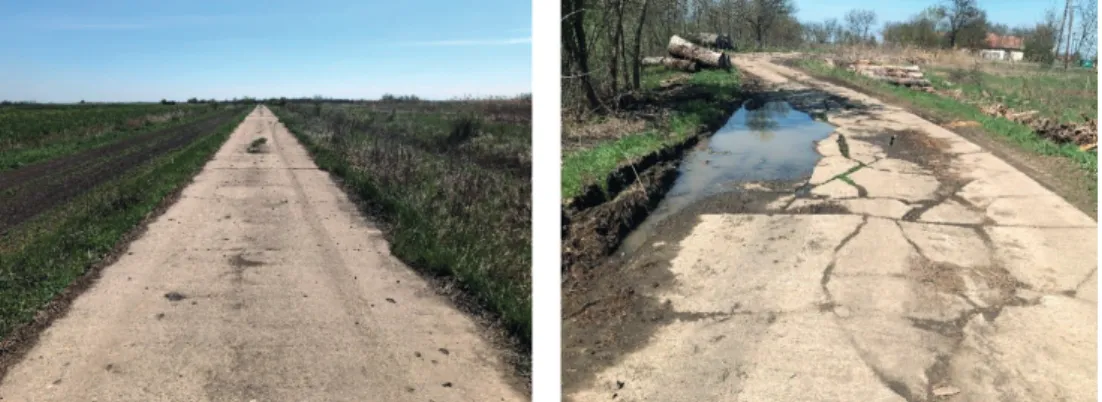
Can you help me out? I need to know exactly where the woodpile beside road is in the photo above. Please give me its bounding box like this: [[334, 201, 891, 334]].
[[980, 104, 1098, 151], [641, 34, 731, 72], [847, 60, 932, 89], [820, 57, 1096, 152]]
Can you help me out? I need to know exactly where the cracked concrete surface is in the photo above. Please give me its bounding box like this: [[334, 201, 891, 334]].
[[566, 55, 1096, 402]]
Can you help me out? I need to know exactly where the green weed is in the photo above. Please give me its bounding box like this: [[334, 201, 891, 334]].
[[0, 109, 248, 338], [562, 67, 741, 199], [270, 101, 532, 347]]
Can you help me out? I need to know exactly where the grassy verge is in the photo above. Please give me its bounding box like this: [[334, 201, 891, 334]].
[[562, 68, 742, 199], [0, 108, 248, 338], [0, 105, 232, 170], [270, 103, 531, 346], [792, 58, 1097, 180], [923, 66, 1096, 124]]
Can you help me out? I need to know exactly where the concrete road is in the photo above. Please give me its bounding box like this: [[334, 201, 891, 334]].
[[567, 55, 1096, 402], [0, 106, 525, 402]]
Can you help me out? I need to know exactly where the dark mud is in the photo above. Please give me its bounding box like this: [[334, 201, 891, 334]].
[[0, 111, 240, 233], [561, 86, 875, 275], [0, 111, 236, 192], [560, 89, 749, 273], [0, 145, 220, 384]]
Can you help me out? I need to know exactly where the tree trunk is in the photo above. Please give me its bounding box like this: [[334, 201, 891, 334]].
[[609, 0, 624, 96], [642, 56, 700, 72], [565, 0, 599, 111], [631, 0, 651, 90], [1064, 2, 1074, 69], [668, 35, 731, 68], [617, 0, 629, 90]]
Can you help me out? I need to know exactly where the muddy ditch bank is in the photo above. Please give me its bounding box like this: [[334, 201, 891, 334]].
[[561, 99, 742, 275], [562, 87, 864, 275]]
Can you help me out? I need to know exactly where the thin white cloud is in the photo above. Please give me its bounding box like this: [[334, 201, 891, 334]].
[[400, 37, 531, 47], [25, 14, 245, 31], [51, 23, 150, 30]]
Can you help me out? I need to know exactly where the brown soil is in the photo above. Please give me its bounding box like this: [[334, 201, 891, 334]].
[[0, 111, 239, 233], [0, 151, 202, 383]]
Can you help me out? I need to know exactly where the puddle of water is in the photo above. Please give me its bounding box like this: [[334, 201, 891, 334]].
[[619, 101, 835, 254]]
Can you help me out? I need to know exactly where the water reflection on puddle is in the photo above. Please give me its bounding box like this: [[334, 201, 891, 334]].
[[619, 101, 836, 254]]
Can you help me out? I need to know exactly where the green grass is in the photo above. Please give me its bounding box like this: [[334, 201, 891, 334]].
[[0, 104, 231, 172], [270, 102, 531, 347], [924, 66, 1097, 124], [0, 108, 248, 339], [640, 66, 683, 91], [562, 67, 741, 199], [247, 137, 268, 153], [562, 131, 666, 197], [793, 58, 1097, 179]]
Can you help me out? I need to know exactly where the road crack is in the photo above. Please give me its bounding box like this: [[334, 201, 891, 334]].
[[821, 216, 870, 293]]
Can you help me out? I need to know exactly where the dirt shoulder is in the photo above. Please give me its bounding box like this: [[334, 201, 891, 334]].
[[562, 71, 757, 275]]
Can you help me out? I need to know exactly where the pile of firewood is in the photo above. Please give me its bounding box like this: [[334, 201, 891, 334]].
[[932, 87, 1098, 151], [847, 60, 932, 89], [641, 34, 732, 73], [980, 104, 1098, 151]]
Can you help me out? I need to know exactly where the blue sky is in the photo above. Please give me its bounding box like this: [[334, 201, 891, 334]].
[[0, 0, 531, 102], [798, 0, 1068, 32]]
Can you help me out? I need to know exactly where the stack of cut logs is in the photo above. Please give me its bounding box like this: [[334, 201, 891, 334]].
[[847, 60, 932, 89], [641, 34, 733, 73], [980, 104, 1098, 151]]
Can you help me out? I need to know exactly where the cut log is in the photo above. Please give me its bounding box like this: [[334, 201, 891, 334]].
[[692, 33, 734, 50], [866, 76, 932, 87], [668, 35, 730, 69], [642, 56, 699, 72], [851, 65, 923, 76]]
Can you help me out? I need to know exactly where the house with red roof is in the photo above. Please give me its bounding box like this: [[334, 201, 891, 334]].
[[979, 33, 1025, 61]]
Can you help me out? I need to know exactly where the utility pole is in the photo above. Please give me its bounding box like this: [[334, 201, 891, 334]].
[[1058, 0, 1070, 62], [1064, 0, 1075, 69]]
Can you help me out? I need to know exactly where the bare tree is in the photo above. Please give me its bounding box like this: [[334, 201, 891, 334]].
[[609, 0, 626, 95], [844, 9, 877, 44], [803, 22, 829, 44], [942, 0, 983, 48], [562, 0, 599, 111], [823, 18, 842, 44], [631, 0, 651, 90], [743, 0, 796, 50], [1073, 0, 1097, 59], [1024, 8, 1061, 63]]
